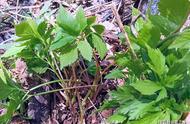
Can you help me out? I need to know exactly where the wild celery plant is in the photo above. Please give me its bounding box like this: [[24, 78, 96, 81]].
[[102, 0, 190, 123], [2, 6, 106, 72], [0, 6, 107, 123]]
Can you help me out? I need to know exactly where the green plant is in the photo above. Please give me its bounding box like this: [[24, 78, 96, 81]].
[[102, 0, 190, 123], [0, 6, 107, 123], [0, 61, 25, 123]]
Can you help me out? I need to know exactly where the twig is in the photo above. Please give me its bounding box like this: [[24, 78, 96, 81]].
[[111, 4, 137, 59], [1, 5, 41, 11], [86, 6, 111, 17], [62, 69, 68, 82], [84, 1, 113, 12], [0, 11, 18, 23], [0, 29, 14, 34], [138, 0, 143, 10], [8, 11, 30, 19], [80, 59, 91, 85], [35, 75, 65, 102], [0, 38, 14, 45], [15, 0, 19, 24], [88, 97, 107, 123], [101, 63, 115, 76], [82, 52, 101, 105], [111, 0, 123, 23], [71, 64, 77, 82]]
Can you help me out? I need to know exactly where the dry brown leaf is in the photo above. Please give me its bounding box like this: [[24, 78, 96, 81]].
[[91, 114, 98, 124], [101, 109, 113, 119], [117, 79, 125, 86], [11, 59, 28, 88]]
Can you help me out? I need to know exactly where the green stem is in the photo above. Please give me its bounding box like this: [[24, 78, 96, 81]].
[[29, 80, 62, 91], [82, 52, 101, 105], [50, 51, 65, 81], [22, 80, 61, 101], [49, 51, 71, 104], [28, 85, 98, 97], [77, 91, 84, 124], [29, 88, 66, 97]]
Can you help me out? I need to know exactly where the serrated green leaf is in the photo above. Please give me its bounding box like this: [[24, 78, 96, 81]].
[[147, 46, 166, 76], [166, 53, 178, 67], [76, 7, 87, 31], [137, 21, 160, 48], [0, 79, 14, 100], [37, 21, 47, 37], [110, 86, 134, 103], [125, 59, 146, 78], [31, 66, 48, 74], [164, 75, 182, 88], [16, 19, 42, 40], [92, 24, 105, 34], [60, 47, 78, 68], [150, 15, 177, 36], [100, 100, 119, 111], [0, 62, 12, 84], [16, 20, 34, 37], [0, 90, 24, 123], [158, 0, 190, 27], [179, 51, 190, 64], [169, 30, 190, 49], [150, 0, 190, 35], [28, 58, 49, 74], [168, 62, 188, 76], [50, 35, 75, 50], [114, 52, 129, 67], [105, 69, 125, 79], [156, 88, 167, 101], [132, 8, 145, 31], [118, 100, 155, 120], [91, 33, 107, 59], [57, 6, 80, 36], [131, 80, 162, 95], [77, 40, 92, 61], [108, 114, 126, 124], [0, 69, 7, 84], [128, 111, 169, 124], [1, 44, 26, 58], [87, 61, 99, 76], [87, 16, 96, 26], [168, 51, 190, 75]]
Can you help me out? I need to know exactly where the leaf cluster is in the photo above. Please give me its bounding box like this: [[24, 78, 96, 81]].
[[2, 6, 107, 73], [0, 61, 24, 123], [0, 6, 107, 123], [102, 0, 190, 123]]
